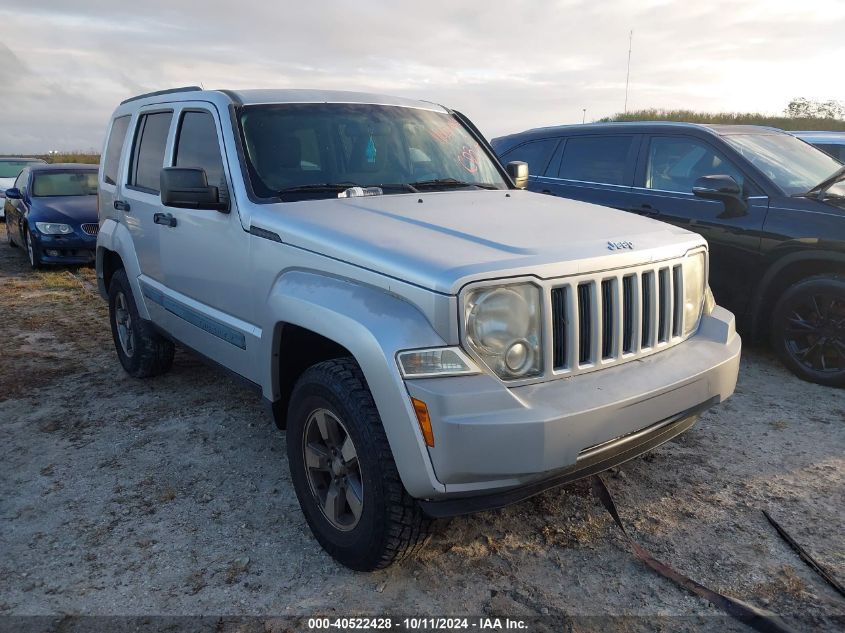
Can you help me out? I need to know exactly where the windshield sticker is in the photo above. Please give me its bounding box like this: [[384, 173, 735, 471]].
[[366, 135, 377, 164], [458, 145, 479, 174], [429, 117, 461, 143]]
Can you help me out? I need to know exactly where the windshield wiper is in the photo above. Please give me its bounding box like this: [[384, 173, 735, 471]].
[[409, 178, 499, 190], [804, 165, 845, 200], [275, 182, 360, 195], [376, 183, 419, 193]]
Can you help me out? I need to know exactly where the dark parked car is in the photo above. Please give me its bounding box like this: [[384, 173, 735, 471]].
[[4, 163, 99, 268], [792, 130, 845, 162], [492, 123, 845, 386]]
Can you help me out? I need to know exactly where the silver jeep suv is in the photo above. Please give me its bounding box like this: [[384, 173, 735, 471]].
[[96, 87, 741, 570]]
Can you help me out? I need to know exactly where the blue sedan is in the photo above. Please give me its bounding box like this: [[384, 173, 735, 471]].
[[4, 163, 99, 268]]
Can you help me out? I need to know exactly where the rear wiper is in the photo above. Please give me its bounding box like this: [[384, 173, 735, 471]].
[[804, 165, 845, 199], [409, 178, 499, 190]]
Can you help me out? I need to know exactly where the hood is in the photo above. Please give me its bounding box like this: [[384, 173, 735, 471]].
[[30, 195, 98, 223], [0, 177, 16, 192], [253, 189, 705, 294]]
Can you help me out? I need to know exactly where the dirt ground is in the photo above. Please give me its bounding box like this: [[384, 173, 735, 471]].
[[1, 223, 843, 632]]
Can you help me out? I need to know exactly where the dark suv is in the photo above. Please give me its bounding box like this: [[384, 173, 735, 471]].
[[492, 123, 845, 386]]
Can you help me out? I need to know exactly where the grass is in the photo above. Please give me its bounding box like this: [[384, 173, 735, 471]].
[[600, 109, 845, 131], [0, 152, 100, 164]]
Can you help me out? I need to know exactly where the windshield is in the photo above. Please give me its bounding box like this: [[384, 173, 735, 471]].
[[722, 133, 842, 195], [32, 171, 98, 197], [0, 160, 42, 179], [239, 103, 507, 200]]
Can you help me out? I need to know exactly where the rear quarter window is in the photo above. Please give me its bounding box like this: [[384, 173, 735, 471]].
[[501, 138, 558, 176], [102, 115, 131, 186]]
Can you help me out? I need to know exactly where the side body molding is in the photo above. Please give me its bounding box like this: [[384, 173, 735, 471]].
[[260, 270, 448, 498]]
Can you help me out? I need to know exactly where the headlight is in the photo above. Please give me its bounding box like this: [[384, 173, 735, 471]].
[[682, 250, 706, 336], [35, 222, 73, 235], [397, 347, 480, 378], [464, 282, 543, 379]]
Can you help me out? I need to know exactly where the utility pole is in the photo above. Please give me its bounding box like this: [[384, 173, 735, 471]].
[[582, 108, 586, 124], [624, 29, 633, 114]]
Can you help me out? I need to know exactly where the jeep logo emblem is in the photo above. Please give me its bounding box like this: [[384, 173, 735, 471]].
[[608, 240, 634, 251]]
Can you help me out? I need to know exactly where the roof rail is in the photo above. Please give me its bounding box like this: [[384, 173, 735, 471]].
[[120, 86, 203, 105]]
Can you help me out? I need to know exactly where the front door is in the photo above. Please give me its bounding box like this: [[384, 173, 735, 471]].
[[631, 134, 768, 317]]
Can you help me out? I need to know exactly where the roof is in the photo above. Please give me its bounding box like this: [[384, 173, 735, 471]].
[[493, 121, 787, 144], [791, 130, 845, 142], [30, 163, 98, 172], [118, 87, 447, 113]]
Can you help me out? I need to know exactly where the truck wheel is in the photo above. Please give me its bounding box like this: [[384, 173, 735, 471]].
[[108, 268, 174, 378], [771, 274, 845, 387], [287, 357, 432, 570]]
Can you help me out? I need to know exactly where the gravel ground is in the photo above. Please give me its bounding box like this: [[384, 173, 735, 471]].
[[1, 224, 843, 632]]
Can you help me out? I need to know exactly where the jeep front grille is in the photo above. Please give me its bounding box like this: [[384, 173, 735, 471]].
[[550, 260, 686, 375], [81, 223, 99, 236]]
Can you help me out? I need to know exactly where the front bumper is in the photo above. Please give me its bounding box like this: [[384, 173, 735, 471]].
[[405, 306, 740, 507], [34, 232, 96, 264]]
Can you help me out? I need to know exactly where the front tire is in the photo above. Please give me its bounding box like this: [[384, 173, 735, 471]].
[[287, 358, 431, 570], [6, 223, 16, 247], [25, 227, 40, 268], [771, 274, 845, 387], [108, 268, 174, 378]]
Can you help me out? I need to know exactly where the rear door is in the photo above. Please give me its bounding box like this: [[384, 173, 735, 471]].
[[533, 134, 641, 211], [630, 134, 768, 316], [120, 108, 174, 296]]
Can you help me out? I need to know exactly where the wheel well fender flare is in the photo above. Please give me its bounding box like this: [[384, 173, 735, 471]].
[[95, 219, 149, 318], [751, 249, 845, 333], [263, 270, 448, 497]]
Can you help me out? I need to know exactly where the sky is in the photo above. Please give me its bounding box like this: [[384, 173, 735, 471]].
[[0, 0, 843, 153]]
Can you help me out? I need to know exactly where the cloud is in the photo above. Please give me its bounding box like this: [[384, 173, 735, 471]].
[[0, 0, 843, 152]]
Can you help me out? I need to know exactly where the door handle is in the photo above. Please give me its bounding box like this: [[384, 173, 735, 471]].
[[113, 200, 131, 212], [634, 204, 660, 216], [154, 212, 177, 227]]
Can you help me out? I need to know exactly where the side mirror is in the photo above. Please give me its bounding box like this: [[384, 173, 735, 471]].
[[692, 174, 747, 217], [506, 161, 529, 189], [160, 167, 227, 212], [5, 187, 22, 200]]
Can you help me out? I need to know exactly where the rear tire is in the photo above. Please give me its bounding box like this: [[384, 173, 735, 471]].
[[771, 274, 845, 387], [287, 357, 431, 570], [108, 268, 174, 378]]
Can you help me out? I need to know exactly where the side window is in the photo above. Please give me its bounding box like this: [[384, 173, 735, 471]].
[[557, 136, 634, 185], [815, 143, 845, 162], [645, 137, 745, 193], [102, 115, 131, 186], [174, 111, 226, 186], [501, 138, 558, 176], [129, 111, 173, 192]]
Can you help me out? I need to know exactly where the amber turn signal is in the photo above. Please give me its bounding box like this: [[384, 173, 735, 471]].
[[411, 397, 435, 447]]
